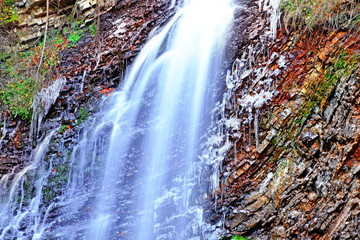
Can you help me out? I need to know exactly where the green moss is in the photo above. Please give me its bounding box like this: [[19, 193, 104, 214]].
[[66, 150, 72, 160], [89, 24, 97, 37], [43, 163, 70, 204], [53, 163, 70, 188], [269, 52, 351, 163], [335, 51, 347, 70], [231, 236, 248, 240], [352, 14, 360, 26], [16, 176, 35, 204], [59, 125, 68, 133], [274, 159, 288, 178], [76, 107, 89, 125], [43, 187, 56, 203], [297, 100, 316, 126]]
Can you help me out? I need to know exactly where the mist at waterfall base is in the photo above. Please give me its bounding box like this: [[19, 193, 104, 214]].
[[0, 0, 234, 239]]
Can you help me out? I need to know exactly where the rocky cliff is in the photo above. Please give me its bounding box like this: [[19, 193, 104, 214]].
[[1, 0, 360, 239], [0, 0, 174, 178], [212, 1, 360, 239]]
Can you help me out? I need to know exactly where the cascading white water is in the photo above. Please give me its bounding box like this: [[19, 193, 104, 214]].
[[201, 2, 283, 235], [0, 131, 55, 239], [0, 0, 234, 239], [83, 1, 234, 238]]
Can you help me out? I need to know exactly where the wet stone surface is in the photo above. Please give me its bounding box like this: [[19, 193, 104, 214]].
[[213, 5, 360, 239], [0, 0, 174, 179]]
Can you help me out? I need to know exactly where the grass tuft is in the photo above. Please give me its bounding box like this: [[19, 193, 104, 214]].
[[281, 0, 360, 30]]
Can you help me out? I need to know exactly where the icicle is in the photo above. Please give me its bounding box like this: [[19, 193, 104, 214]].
[[221, 212, 226, 230], [248, 106, 253, 150], [258, 0, 263, 11], [243, 119, 246, 143], [234, 139, 238, 163], [254, 108, 260, 150], [30, 77, 66, 140], [0, 116, 6, 149], [220, 178, 224, 204], [80, 70, 87, 93], [269, 0, 280, 39], [169, 0, 176, 9]]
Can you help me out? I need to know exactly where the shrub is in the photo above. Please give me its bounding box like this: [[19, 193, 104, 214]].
[[281, 0, 360, 30], [0, 0, 18, 25], [0, 32, 67, 120]]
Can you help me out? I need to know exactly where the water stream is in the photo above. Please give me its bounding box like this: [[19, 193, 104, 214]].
[[0, 0, 234, 239]]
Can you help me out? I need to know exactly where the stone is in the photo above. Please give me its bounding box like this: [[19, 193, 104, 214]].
[[307, 191, 318, 201], [271, 226, 287, 238]]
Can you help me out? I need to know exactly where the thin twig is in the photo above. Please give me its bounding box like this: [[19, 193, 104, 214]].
[[94, 0, 102, 70], [36, 0, 50, 80]]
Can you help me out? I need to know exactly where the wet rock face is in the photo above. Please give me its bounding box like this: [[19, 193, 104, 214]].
[[15, 0, 116, 43], [0, 0, 173, 178], [216, 11, 360, 239], [0, 121, 30, 177]]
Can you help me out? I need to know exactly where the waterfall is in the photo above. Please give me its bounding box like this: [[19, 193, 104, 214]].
[[0, 131, 56, 240], [0, 0, 234, 239]]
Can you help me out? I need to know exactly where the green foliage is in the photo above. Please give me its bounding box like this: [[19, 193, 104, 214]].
[[53, 163, 70, 188], [59, 125, 68, 133], [43, 163, 70, 204], [62, 27, 69, 35], [0, 77, 35, 120], [281, 0, 360, 30], [43, 188, 56, 203], [0, 52, 11, 61], [89, 24, 97, 37], [66, 17, 85, 47], [335, 51, 347, 70], [0, 32, 66, 120], [76, 107, 89, 125], [68, 30, 82, 46], [0, 0, 18, 25], [231, 236, 248, 240], [54, 36, 64, 45]]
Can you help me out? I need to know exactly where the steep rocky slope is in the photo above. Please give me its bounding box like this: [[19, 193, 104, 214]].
[[1, 0, 360, 239], [213, 1, 360, 239], [0, 0, 174, 178]]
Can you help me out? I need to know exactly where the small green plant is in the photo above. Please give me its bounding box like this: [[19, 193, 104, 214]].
[[42, 187, 56, 203], [66, 150, 72, 160], [68, 30, 82, 46], [335, 51, 347, 70], [53, 163, 70, 188], [0, 77, 35, 120], [281, 0, 360, 30], [231, 236, 248, 240], [43, 162, 70, 204], [0, 0, 18, 25], [0, 32, 66, 120], [76, 107, 89, 125], [59, 125, 68, 133], [89, 24, 96, 37]]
